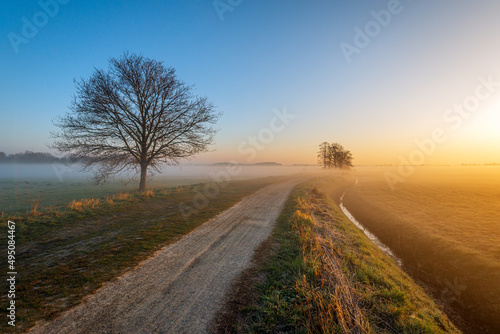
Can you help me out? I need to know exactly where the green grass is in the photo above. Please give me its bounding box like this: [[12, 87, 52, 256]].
[[235, 176, 460, 333], [0, 176, 284, 333], [0, 176, 209, 214]]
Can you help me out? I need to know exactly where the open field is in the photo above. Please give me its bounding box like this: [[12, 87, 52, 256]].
[[0, 177, 206, 214], [215, 175, 459, 333], [0, 164, 316, 213], [343, 167, 500, 333], [0, 176, 290, 333]]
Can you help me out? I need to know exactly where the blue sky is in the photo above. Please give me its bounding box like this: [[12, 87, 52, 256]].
[[1, 0, 500, 165]]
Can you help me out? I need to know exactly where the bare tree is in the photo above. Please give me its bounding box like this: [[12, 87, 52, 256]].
[[337, 148, 354, 169], [329, 142, 342, 168], [52, 53, 221, 191], [318, 142, 330, 168], [317, 142, 354, 169]]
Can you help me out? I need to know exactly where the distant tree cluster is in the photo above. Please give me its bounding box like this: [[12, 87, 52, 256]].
[[317, 142, 354, 169], [0, 151, 69, 163]]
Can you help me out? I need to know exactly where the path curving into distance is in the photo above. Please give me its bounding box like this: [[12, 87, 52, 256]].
[[28, 178, 305, 334]]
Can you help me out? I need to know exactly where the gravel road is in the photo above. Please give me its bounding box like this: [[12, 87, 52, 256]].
[[28, 178, 303, 334]]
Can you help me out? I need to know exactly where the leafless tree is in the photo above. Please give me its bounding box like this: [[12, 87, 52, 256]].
[[51, 53, 221, 191], [317, 142, 354, 169], [318, 142, 330, 168]]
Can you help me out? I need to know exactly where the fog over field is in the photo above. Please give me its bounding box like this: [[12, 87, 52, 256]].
[[0, 163, 318, 212], [0, 163, 318, 181]]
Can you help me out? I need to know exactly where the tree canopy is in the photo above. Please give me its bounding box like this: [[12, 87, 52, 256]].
[[317, 142, 354, 169]]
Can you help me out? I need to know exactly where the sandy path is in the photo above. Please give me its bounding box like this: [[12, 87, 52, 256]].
[[28, 178, 303, 334]]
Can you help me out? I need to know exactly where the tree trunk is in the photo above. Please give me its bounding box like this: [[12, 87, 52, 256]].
[[139, 163, 147, 191]]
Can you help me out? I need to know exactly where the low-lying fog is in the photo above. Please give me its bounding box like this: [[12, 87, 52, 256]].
[[0, 163, 319, 182], [0, 163, 320, 212]]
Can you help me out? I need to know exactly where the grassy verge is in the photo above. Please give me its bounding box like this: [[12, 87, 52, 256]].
[[222, 175, 460, 333], [0, 176, 284, 333]]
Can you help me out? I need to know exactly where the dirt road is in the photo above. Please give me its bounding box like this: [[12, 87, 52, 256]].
[[28, 178, 303, 334]]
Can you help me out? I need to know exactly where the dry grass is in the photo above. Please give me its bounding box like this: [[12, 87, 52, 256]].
[[292, 196, 370, 334], [343, 166, 500, 333], [113, 192, 131, 201], [68, 191, 138, 211], [30, 196, 41, 216], [141, 190, 155, 198], [68, 198, 101, 211]]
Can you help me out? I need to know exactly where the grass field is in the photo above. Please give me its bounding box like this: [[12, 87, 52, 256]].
[[343, 167, 500, 333], [0, 164, 315, 214], [215, 175, 459, 333], [0, 177, 210, 214], [0, 163, 216, 215], [0, 176, 285, 333]]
